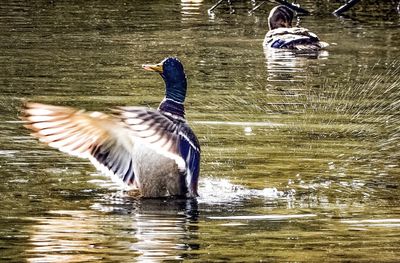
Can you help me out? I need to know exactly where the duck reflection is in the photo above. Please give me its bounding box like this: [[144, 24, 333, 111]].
[[263, 46, 329, 82], [96, 196, 199, 262], [27, 210, 115, 262], [181, 0, 203, 18], [27, 198, 199, 262]]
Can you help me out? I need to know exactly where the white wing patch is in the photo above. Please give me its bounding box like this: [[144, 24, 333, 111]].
[[117, 107, 188, 171]]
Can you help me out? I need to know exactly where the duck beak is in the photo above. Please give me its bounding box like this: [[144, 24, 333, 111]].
[[142, 63, 163, 73]]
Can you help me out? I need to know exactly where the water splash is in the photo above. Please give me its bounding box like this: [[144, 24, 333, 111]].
[[204, 61, 400, 200], [197, 177, 294, 205], [89, 173, 294, 206]]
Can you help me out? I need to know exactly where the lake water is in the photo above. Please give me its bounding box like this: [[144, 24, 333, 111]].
[[0, 0, 399, 262]]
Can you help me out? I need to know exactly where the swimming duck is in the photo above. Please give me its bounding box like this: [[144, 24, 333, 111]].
[[263, 5, 328, 51], [22, 57, 201, 198]]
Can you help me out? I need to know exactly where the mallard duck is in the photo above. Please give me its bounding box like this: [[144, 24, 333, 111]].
[[22, 57, 201, 198], [263, 5, 328, 51]]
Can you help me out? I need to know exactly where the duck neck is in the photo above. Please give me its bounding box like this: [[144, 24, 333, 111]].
[[158, 98, 185, 119], [164, 77, 187, 103]]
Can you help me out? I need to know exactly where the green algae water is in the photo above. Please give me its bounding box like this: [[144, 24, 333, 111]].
[[0, 0, 399, 262]]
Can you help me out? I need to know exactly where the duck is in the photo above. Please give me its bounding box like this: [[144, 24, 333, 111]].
[[22, 57, 201, 198], [263, 5, 328, 51]]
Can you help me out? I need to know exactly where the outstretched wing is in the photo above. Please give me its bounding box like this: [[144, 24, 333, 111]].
[[22, 103, 136, 188], [117, 107, 201, 196]]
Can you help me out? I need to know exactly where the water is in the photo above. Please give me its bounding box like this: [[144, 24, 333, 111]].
[[1, 0, 399, 261]]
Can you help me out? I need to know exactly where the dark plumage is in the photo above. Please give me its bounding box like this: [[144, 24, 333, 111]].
[[263, 5, 328, 51], [22, 57, 201, 198]]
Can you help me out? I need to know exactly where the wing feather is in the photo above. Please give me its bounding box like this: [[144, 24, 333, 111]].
[[22, 103, 201, 196], [22, 102, 136, 188], [116, 107, 201, 196]]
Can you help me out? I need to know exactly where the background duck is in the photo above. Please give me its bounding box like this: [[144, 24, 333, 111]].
[[22, 57, 201, 198], [263, 5, 328, 51]]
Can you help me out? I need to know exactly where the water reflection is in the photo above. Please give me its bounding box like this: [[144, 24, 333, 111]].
[[27, 210, 111, 262], [263, 47, 329, 82], [2, 0, 400, 261], [181, 0, 203, 18], [27, 198, 198, 262], [93, 197, 199, 262], [342, 219, 400, 228]]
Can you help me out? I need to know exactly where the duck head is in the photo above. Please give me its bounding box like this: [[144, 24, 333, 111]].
[[268, 5, 294, 30], [143, 57, 187, 104]]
